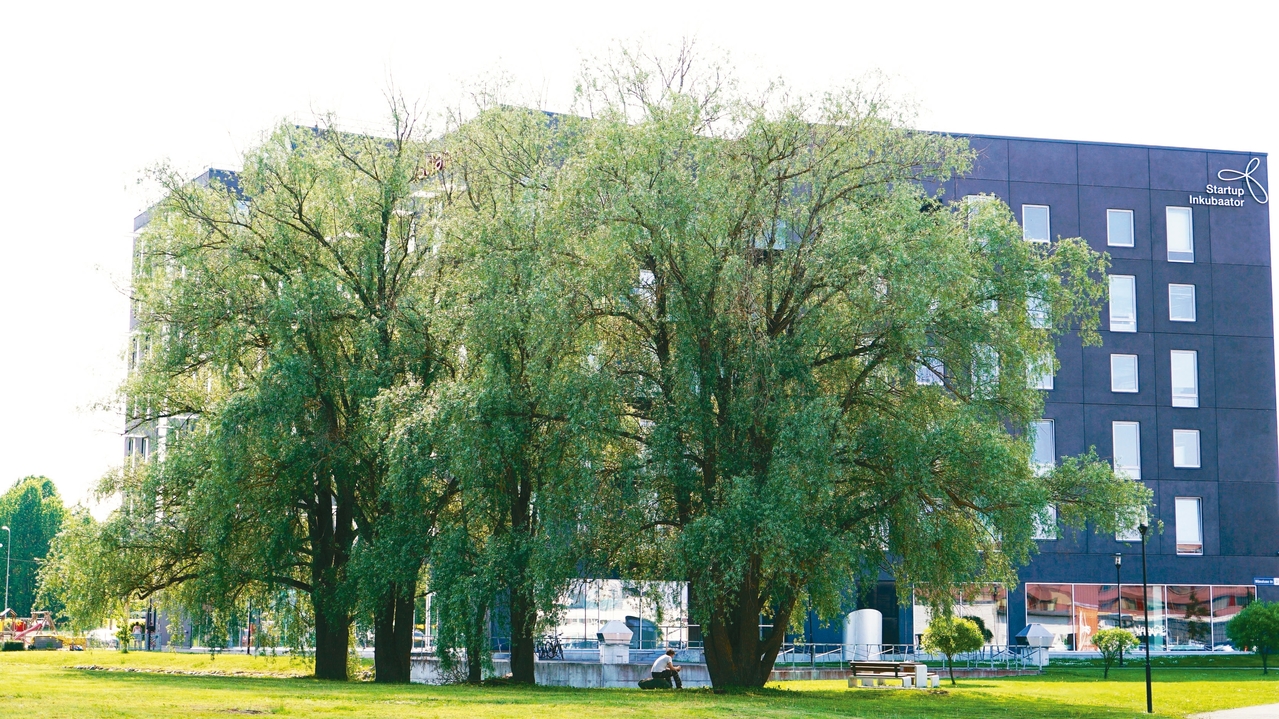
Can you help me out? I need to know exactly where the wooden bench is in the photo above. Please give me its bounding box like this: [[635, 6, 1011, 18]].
[[846, 660, 939, 689]]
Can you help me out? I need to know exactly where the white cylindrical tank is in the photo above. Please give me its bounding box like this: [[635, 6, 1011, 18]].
[[843, 609, 883, 660]]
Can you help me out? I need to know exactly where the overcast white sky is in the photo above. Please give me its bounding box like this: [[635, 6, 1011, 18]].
[[2, 0, 1276, 512]]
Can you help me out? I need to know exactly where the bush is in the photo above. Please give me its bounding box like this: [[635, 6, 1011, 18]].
[[1093, 629, 1138, 678], [2, 641, 25, 651], [1226, 600, 1279, 674], [921, 616, 985, 686]]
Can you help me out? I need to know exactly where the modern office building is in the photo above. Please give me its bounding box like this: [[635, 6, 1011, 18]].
[[894, 135, 1277, 652]]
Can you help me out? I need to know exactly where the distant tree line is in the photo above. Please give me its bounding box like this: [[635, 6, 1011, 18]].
[[36, 46, 1148, 688]]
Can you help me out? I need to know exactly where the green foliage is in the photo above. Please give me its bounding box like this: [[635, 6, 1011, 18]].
[[921, 615, 985, 684], [560, 48, 1149, 687], [1226, 600, 1279, 674], [423, 103, 630, 682], [0, 476, 69, 617], [84, 99, 457, 680], [961, 615, 993, 643], [1093, 628, 1138, 678], [60, 45, 1151, 692]]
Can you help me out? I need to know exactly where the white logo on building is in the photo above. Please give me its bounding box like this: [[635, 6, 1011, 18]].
[[1217, 158, 1268, 204]]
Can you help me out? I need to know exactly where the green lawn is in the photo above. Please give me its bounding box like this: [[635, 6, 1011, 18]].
[[0, 650, 1276, 718]]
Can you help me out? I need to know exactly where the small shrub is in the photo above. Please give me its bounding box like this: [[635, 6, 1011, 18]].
[[1093, 629, 1138, 678], [921, 616, 985, 686], [2, 641, 25, 652], [1227, 600, 1279, 674]]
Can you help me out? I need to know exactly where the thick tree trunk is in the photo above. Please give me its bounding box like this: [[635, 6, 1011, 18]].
[[695, 568, 794, 688], [508, 583, 537, 684], [466, 603, 486, 684], [313, 597, 351, 680], [373, 581, 416, 683]]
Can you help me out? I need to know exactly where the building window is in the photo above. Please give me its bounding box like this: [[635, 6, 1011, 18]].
[[973, 345, 999, 395], [1107, 209, 1135, 247], [1023, 205, 1051, 243], [1032, 419, 1055, 473], [1175, 497, 1204, 555], [1109, 275, 1137, 332], [125, 435, 149, 464], [1171, 350, 1199, 407], [1116, 518, 1143, 543], [1169, 284, 1196, 322], [1112, 421, 1141, 479], [1029, 354, 1054, 390], [1111, 354, 1139, 393], [916, 357, 945, 386], [1167, 207, 1194, 262], [1034, 505, 1058, 541], [1173, 429, 1201, 469], [1027, 295, 1050, 329]]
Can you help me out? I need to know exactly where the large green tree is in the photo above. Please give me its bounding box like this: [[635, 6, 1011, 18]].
[[0, 476, 68, 616], [91, 103, 455, 680], [426, 104, 628, 683], [564, 51, 1150, 687]]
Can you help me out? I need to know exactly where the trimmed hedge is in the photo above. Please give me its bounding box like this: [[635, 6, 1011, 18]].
[[2, 641, 26, 651]]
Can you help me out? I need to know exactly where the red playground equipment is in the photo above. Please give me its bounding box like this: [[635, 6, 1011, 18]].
[[1, 609, 58, 648]]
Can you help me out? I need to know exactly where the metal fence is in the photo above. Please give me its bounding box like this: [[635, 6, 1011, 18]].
[[772, 643, 1036, 671]]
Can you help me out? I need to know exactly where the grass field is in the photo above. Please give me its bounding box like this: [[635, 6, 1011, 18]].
[[0, 650, 1276, 718]]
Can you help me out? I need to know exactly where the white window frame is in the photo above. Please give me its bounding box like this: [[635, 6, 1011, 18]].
[[916, 357, 945, 386], [1116, 509, 1146, 542], [1034, 504, 1059, 541], [973, 345, 999, 395], [1171, 350, 1199, 408], [1027, 295, 1050, 329], [1168, 284, 1196, 322], [1175, 497, 1204, 556], [1022, 204, 1051, 243], [1032, 419, 1056, 474], [1029, 354, 1054, 390], [1166, 207, 1194, 262], [1112, 421, 1141, 480], [1110, 354, 1140, 393], [1107, 209, 1135, 248], [1109, 275, 1137, 332], [1173, 429, 1201, 469]]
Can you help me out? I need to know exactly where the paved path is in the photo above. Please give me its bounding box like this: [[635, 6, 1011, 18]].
[[1191, 703, 1279, 718]]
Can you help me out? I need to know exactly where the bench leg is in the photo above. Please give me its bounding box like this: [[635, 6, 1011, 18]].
[[902, 676, 912, 688]]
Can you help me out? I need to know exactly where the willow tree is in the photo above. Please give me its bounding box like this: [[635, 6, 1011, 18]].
[[567, 52, 1149, 688], [426, 104, 626, 683], [110, 104, 454, 680]]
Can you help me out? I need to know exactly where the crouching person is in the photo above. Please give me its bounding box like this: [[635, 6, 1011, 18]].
[[651, 649, 682, 689]]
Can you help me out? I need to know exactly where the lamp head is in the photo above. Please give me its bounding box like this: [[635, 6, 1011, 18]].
[[1114, 553, 1122, 567], [1138, 523, 1148, 536], [1, 526, 7, 532]]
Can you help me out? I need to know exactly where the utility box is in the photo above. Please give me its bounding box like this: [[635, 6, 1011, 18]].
[[597, 620, 633, 664], [1014, 623, 1054, 667]]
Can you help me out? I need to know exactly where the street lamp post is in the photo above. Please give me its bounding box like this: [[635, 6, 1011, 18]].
[[1139, 523, 1152, 714], [1114, 553, 1123, 668], [1, 526, 9, 614]]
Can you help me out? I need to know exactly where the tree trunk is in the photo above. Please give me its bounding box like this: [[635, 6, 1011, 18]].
[[466, 603, 486, 684], [373, 581, 416, 683], [696, 570, 793, 688], [948, 657, 956, 686], [313, 597, 351, 680], [508, 582, 537, 684]]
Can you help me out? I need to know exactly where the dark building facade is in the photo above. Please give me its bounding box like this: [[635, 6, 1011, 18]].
[[904, 135, 1277, 651]]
